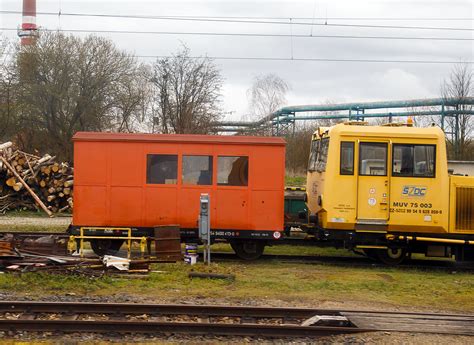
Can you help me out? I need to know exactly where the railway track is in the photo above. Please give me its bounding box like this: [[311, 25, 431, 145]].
[[0, 301, 473, 337], [2, 231, 474, 272]]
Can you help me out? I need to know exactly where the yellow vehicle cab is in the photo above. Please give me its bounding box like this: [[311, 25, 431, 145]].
[[306, 121, 474, 264]]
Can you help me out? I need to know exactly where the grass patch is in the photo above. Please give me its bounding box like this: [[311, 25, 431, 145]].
[[1, 210, 54, 218], [285, 175, 306, 187], [211, 243, 357, 257], [1, 261, 472, 312], [0, 272, 117, 293]]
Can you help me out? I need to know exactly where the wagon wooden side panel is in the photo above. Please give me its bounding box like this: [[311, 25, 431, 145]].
[[72, 132, 285, 238]]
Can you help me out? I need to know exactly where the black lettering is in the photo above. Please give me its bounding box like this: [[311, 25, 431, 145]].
[[393, 202, 408, 207]]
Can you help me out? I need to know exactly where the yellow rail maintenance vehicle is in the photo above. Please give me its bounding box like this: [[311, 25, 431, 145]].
[[306, 120, 474, 264]]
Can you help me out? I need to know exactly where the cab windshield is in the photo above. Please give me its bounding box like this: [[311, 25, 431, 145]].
[[308, 138, 329, 172]]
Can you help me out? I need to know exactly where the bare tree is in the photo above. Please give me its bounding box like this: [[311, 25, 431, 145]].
[[0, 35, 18, 141], [14, 32, 145, 161], [247, 74, 289, 120], [285, 123, 314, 175], [441, 63, 473, 160], [150, 46, 223, 134]]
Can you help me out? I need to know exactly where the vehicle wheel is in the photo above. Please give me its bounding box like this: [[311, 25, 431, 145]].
[[230, 240, 265, 260], [90, 239, 124, 256], [376, 247, 407, 265]]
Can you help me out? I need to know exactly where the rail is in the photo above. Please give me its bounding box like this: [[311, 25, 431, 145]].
[[1, 301, 473, 337]]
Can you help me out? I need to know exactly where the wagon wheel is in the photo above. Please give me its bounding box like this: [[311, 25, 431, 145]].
[[90, 239, 124, 256], [230, 240, 265, 260], [376, 247, 407, 265]]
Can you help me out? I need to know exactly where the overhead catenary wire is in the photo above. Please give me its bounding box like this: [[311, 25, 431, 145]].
[[5, 10, 473, 21], [0, 27, 472, 42], [1, 49, 470, 64], [1, 10, 471, 65], [135, 55, 474, 64], [1, 10, 473, 31]]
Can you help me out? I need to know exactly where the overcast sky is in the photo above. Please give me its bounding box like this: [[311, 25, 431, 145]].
[[1, 0, 473, 120]]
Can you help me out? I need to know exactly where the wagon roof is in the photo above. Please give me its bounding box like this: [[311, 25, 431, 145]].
[[73, 132, 286, 146]]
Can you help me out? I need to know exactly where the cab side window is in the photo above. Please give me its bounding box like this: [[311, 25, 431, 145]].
[[359, 142, 387, 176], [392, 144, 435, 177], [340, 141, 354, 175]]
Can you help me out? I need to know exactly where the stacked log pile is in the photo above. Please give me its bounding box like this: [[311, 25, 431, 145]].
[[0, 142, 73, 215]]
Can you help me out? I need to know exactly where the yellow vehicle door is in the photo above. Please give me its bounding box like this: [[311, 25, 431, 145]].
[[357, 141, 390, 221]]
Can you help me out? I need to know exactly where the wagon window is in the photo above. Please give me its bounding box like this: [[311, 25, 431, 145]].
[[146, 154, 178, 184], [359, 142, 387, 176], [392, 144, 435, 177], [218, 156, 248, 186], [340, 142, 354, 175], [182, 155, 213, 185]]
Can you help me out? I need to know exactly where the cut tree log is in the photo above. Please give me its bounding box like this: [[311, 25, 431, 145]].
[[58, 205, 70, 213], [0, 142, 13, 151], [13, 182, 23, 192], [23, 153, 39, 183], [35, 154, 52, 165], [0, 156, 53, 217], [6, 177, 16, 187], [1, 145, 73, 215]]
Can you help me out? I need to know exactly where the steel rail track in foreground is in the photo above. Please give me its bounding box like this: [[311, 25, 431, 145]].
[[0, 301, 367, 337], [0, 301, 473, 337]]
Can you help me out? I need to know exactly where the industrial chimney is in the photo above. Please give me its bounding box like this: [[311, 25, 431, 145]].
[[17, 0, 37, 45]]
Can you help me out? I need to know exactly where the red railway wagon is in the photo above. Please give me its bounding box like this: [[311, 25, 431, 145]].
[[69, 132, 286, 258]]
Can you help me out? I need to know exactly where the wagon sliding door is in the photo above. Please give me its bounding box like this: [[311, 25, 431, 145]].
[[357, 142, 390, 222]]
